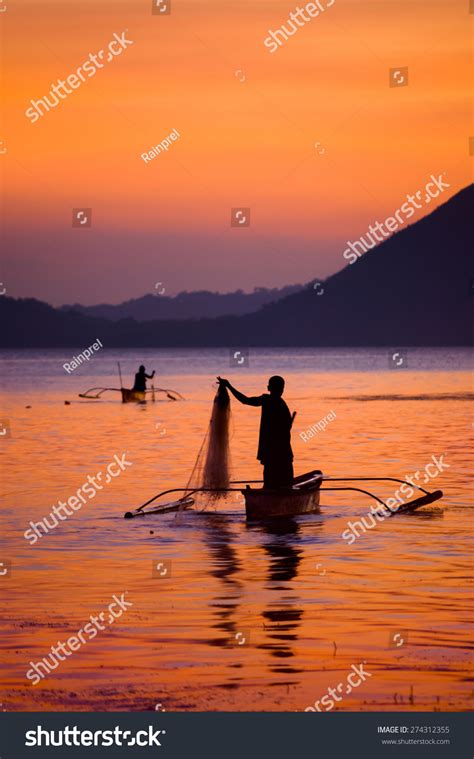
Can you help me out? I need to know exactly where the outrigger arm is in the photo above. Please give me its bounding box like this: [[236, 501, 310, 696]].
[[78, 387, 122, 399], [124, 475, 443, 519]]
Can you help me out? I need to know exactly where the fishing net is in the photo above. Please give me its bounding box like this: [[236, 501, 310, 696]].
[[179, 383, 232, 513], [203, 384, 231, 491]]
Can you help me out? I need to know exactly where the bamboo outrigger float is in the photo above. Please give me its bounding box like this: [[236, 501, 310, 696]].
[[123, 471, 443, 520]]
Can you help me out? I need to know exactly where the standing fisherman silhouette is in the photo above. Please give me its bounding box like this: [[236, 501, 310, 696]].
[[217, 375, 295, 489], [132, 365, 155, 393]]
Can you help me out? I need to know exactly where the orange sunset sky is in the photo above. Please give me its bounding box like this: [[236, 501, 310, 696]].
[[1, 0, 472, 305]]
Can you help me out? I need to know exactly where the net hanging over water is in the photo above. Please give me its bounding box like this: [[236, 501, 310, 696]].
[[182, 383, 232, 509], [202, 383, 231, 490]]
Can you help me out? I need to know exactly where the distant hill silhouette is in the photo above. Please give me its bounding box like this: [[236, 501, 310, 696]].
[[61, 285, 303, 321], [1, 184, 472, 347]]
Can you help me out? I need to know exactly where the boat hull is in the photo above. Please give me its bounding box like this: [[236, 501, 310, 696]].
[[243, 470, 323, 520], [121, 389, 146, 403]]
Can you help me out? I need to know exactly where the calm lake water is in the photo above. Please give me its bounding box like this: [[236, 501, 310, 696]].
[[1, 348, 472, 712]]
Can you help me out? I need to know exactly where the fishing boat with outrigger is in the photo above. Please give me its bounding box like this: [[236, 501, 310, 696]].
[[79, 362, 185, 403], [124, 470, 443, 520], [79, 386, 184, 403], [124, 381, 443, 520]]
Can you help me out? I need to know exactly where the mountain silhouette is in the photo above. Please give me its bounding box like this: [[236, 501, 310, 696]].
[[1, 184, 472, 347], [60, 285, 303, 322]]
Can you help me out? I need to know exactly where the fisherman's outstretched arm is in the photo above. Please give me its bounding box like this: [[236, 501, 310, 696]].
[[145, 371, 155, 378], [217, 377, 262, 407]]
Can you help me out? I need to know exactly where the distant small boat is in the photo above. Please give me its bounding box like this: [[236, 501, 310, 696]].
[[78, 386, 184, 403], [79, 362, 184, 403], [242, 470, 322, 519]]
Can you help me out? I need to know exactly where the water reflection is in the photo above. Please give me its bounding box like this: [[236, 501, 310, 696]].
[[250, 518, 309, 676], [197, 512, 244, 648], [4, 349, 470, 711]]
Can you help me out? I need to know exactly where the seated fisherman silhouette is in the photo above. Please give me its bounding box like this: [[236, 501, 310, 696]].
[[133, 365, 155, 392]]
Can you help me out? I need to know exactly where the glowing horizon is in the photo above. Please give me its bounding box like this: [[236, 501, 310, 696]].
[[2, 0, 471, 305]]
